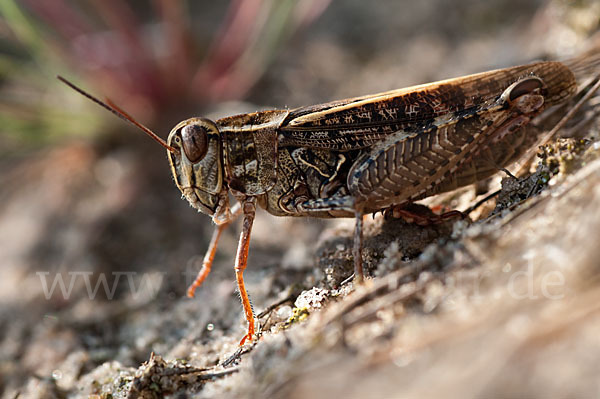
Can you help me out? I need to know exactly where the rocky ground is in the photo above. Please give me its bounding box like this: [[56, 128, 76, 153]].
[[2, 1, 600, 398]]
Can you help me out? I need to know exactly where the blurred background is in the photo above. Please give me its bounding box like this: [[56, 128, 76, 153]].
[[1, 0, 599, 397]]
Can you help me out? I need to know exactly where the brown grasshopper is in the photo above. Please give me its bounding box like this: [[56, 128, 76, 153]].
[[58, 60, 577, 345]]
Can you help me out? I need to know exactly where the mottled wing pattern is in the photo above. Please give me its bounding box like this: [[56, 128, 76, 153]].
[[278, 61, 576, 151]]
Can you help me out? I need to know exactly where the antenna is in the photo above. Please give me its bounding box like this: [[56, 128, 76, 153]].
[[57, 76, 179, 154]]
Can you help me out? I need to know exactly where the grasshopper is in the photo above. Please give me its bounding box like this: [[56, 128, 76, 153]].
[[58, 60, 577, 345]]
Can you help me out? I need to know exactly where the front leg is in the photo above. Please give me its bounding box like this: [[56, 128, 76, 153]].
[[188, 195, 258, 345], [234, 196, 258, 345], [187, 202, 242, 298]]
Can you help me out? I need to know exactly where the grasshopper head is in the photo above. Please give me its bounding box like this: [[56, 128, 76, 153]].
[[56, 76, 228, 220], [167, 118, 225, 217]]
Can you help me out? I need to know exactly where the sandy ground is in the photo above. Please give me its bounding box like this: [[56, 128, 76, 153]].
[[2, 1, 600, 398]]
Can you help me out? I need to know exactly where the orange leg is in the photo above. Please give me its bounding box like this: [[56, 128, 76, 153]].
[[187, 224, 227, 298], [236, 197, 257, 345], [187, 204, 241, 298]]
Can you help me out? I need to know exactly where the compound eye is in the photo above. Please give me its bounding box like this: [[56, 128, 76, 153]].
[[181, 124, 208, 163]]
